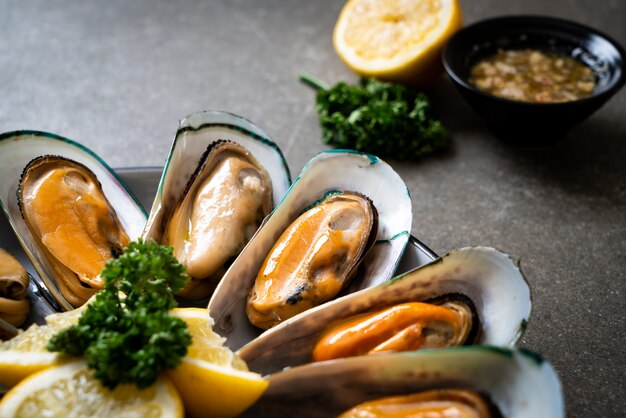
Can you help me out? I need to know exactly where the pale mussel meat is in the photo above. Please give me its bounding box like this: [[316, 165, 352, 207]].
[[311, 295, 477, 362], [159, 140, 273, 299], [142, 111, 292, 301], [0, 131, 147, 311]]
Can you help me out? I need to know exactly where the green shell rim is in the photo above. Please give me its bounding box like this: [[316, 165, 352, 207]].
[[160, 111, 292, 201], [322, 148, 380, 166], [273, 345, 551, 374], [392, 345, 547, 367], [280, 149, 410, 242], [0, 130, 147, 218], [383, 246, 532, 346]]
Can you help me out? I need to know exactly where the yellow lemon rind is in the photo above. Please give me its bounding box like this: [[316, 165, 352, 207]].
[[167, 357, 268, 418], [0, 351, 61, 387], [333, 0, 462, 87], [0, 360, 183, 418]]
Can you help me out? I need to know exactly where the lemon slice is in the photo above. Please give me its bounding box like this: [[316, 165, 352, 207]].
[[0, 361, 183, 418], [333, 0, 462, 87], [0, 307, 84, 387], [167, 308, 268, 418]]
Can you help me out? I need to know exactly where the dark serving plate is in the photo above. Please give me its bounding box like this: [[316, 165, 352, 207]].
[[443, 15, 626, 145]]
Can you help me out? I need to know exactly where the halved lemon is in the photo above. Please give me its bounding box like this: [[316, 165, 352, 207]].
[[0, 361, 183, 418], [333, 0, 462, 87], [0, 307, 84, 387], [167, 308, 268, 418]]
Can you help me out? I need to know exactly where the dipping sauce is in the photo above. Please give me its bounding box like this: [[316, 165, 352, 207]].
[[469, 49, 595, 103]]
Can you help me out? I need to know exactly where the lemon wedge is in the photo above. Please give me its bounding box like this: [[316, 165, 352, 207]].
[[167, 308, 268, 418], [333, 0, 462, 87], [0, 307, 85, 387], [0, 361, 183, 418]]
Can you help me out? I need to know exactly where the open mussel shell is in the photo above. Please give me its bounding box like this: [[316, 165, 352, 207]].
[[243, 346, 564, 418], [239, 247, 531, 375], [0, 131, 147, 311], [143, 110, 291, 239], [142, 111, 291, 300], [209, 150, 412, 350]]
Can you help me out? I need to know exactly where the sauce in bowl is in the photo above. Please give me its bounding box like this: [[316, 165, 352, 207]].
[[469, 49, 596, 103]]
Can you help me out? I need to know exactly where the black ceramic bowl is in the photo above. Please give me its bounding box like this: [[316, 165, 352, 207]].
[[443, 16, 625, 145]]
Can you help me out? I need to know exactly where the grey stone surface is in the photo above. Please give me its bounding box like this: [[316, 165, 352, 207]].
[[1, 0, 625, 416]]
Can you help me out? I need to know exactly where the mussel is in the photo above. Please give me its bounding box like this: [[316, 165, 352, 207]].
[[246, 191, 378, 329], [0, 131, 147, 310], [311, 298, 476, 362], [0, 248, 30, 327], [18, 156, 130, 307], [161, 141, 273, 298], [142, 111, 292, 300], [242, 347, 564, 418]]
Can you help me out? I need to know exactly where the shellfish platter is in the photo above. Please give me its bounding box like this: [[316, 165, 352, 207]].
[[0, 111, 564, 417]]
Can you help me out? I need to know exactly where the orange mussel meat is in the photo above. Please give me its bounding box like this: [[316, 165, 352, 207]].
[[19, 156, 129, 307], [246, 192, 377, 329], [313, 300, 475, 362], [338, 389, 495, 418]]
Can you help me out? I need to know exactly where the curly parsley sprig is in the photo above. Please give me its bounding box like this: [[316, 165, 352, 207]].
[[47, 239, 192, 389], [300, 73, 449, 160]]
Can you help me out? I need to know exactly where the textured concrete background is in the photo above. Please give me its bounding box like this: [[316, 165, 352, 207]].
[[1, 0, 625, 416]]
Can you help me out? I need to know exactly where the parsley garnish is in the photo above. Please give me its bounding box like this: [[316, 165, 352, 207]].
[[47, 239, 192, 389], [300, 73, 449, 160]]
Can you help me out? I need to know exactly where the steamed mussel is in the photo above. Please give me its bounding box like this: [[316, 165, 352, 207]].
[[246, 191, 378, 329], [18, 156, 130, 307], [312, 297, 477, 362], [243, 347, 563, 418], [0, 248, 30, 328], [159, 140, 273, 299], [142, 111, 292, 301]]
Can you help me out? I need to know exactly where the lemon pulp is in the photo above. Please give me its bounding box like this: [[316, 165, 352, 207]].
[[0, 361, 183, 418], [334, 0, 462, 86], [0, 307, 84, 387], [167, 308, 268, 418]]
